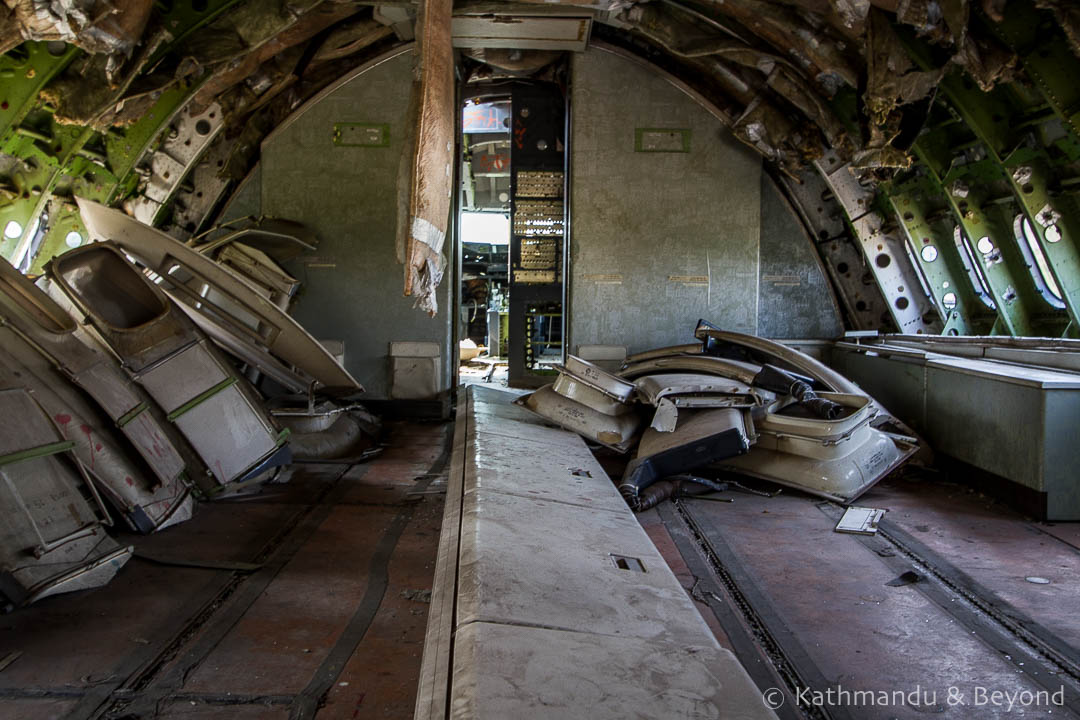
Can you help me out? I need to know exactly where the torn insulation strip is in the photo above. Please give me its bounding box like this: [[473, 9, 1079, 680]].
[[401, 0, 454, 316]]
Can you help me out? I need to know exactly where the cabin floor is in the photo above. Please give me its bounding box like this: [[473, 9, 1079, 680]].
[[643, 469, 1080, 719], [4, 416, 1080, 720], [0, 421, 450, 720]]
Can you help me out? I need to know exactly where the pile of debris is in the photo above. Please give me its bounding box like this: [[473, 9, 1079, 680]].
[[0, 200, 376, 611], [519, 320, 920, 512]]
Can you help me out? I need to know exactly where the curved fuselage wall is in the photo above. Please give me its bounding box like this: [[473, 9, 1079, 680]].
[[758, 173, 843, 338], [569, 47, 759, 353], [244, 44, 842, 398], [258, 50, 452, 401], [568, 48, 840, 351]]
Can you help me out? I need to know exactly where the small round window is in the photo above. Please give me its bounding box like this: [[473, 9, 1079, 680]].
[[942, 292, 958, 309], [3, 220, 22, 239], [65, 231, 84, 248], [976, 236, 995, 254], [920, 245, 938, 262], [1045, 225, 1062, 243]]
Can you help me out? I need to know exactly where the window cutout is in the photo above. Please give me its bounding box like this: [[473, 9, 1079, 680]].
[[954, 226, 996, 310], [64, 231, 84, 248], [1017, 216, 1064, 308], [569, 468, 592, 478], [942, 292, 958, 309], [610, 554, 646, 572], [1045, 225, 1062, 243], [976, 236, 995, 255], [3, 220, 22, 239], [902, 237, 934, 309], [920, 245, 938, 262]]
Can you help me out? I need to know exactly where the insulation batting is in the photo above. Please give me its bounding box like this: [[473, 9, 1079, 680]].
[[402, 0, 453, 316]]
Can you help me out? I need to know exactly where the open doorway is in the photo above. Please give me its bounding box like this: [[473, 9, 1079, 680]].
[[458, 96, 512, 385], [456, 58, 569, 387]]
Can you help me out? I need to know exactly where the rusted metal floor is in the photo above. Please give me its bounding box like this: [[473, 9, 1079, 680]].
[[0, 421, 449, 720], [645, 470, 1080, 720]]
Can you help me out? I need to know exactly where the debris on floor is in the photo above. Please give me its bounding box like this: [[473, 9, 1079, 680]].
[[886, 570, 922, 587], [518, 319, 921, 512], [0, 650, 21, 673], [459, 338, 486, 362], [401, 588, 433, 603], [0, 204, 380, 610], [0, 386, 133, 609], [834, 506, 888, 535]]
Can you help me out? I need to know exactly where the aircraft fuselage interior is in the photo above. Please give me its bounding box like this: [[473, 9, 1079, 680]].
[[2, 2, 1080, 718]]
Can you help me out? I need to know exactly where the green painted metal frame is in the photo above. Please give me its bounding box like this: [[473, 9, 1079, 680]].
[[891, 7, 1080, 337], [886, 175, 994, 336], [0, 439, 75, 467], [937, 157, 1043, 336], [166, 376, 238, 422], [116, 402, 150, 429], [0, 43, 81, 260], [5, 0, 1080, 344], [0, 0, 245, 270], [990, 3, 1080, 139], [0, 42, 80, 142], [1001, 147, 1080, 333]]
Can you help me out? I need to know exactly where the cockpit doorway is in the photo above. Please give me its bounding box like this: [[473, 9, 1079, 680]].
[[456, 57, 569, 388]]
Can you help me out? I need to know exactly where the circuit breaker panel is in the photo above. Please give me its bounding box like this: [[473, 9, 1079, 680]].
[[508, 81, 567, 387]]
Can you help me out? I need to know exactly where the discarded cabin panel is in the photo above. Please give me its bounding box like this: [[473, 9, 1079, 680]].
[[634, 372, 771, 433], [0, 334, 196, 532], [524, 326, 923, 509], [517, 384, 641, 452], [192, 218, 317, 311], [561, 355, 636, 403], [620, 408, 752, 505], [135, 340, 287, 490], [694, 323, 922, 441], [215, 243, 300, 309], [717, 392, 918, 504], [573, 344, 626, 372], [192, 218, 319, 261], [633, 373, 767, 408], [621, 354, 761, 385], [75, 198, 363, 395], [696, 322, 865, 395], [44, 242, 289, 491], [0, 387, 131, 609], [516, 325, 920, 507], [516, 356, 642, 452], [0, 258, 198, 530]]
